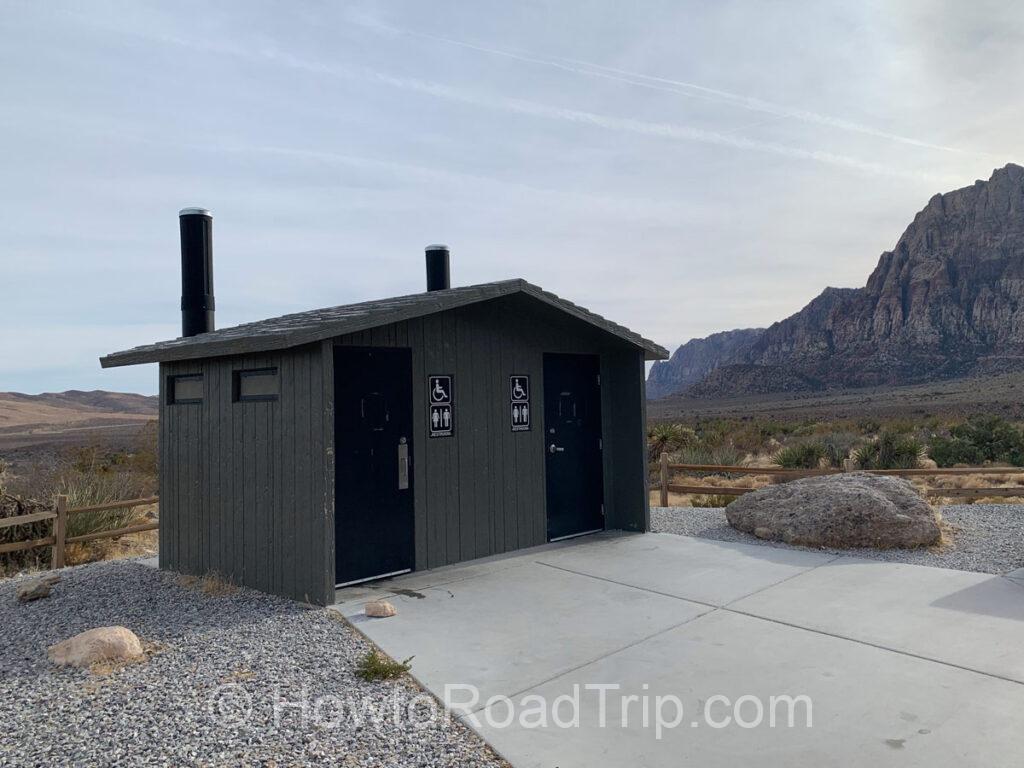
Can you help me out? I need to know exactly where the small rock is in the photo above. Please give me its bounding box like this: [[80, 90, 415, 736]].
[[365, 600, 397, 618], [48, 626, 145, 667], [16, 578, 53, 602]]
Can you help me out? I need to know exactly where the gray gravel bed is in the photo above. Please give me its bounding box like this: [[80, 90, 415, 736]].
[[0, 561, 506, 767], [652, 504, 1024, 575]]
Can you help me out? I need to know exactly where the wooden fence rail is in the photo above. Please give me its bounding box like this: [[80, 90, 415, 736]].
[[0, 495, 158, 568], [655, 454, 1024, 502]]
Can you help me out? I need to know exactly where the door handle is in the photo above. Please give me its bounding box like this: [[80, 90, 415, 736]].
[[548, 444, 565, 454], [397, 439, 409, 489]]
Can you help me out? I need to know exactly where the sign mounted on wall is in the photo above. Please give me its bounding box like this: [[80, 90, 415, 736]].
[[509, 374, 531, 432], [428, 374, 453, 437]]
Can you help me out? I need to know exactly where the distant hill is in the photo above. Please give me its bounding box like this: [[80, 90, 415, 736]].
[[646, 328, 763, 399], [0, 390, 157, 431], [649, 163, 1024, 399]]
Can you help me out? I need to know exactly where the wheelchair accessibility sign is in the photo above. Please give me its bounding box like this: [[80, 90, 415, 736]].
[[428, 375, 453, 437], [509, 375, 531, 432]]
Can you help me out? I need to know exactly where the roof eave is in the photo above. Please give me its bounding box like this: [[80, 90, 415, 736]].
[[100, 278, 668, 366]]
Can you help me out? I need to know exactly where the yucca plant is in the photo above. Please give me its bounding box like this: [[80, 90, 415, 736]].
[[647, 423, 696, 460], [853, 432, 924, 470], [773, 441, 827, 469]]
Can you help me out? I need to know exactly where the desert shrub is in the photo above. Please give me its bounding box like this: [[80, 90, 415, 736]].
[[773, 441, 827, 469], [853, 432, 924, 470], [53, 465, 155, 540], [647, 423, 697, 460], [0, 491, 52, 575], [856, 418, 881, 435], [674, 444, 741, 467], [726, 419, 799, 452], [2, 436, 159, 573], [690, 493, 735, 508], [927, 436, 982, 467], [927, 416, 1024, 467], [356, 650, 413, 682], [886, 418, 917, 435], [790, 420, 820, 437], [819, 432, 862, 467]]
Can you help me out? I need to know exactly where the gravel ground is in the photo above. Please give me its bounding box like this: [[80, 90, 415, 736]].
[[0, 561, 506, 767], [652, 504, 1024, 575]]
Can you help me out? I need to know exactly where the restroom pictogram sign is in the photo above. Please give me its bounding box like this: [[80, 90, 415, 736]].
[[428, 375, 453, 437], [509, 375, 530, 432]]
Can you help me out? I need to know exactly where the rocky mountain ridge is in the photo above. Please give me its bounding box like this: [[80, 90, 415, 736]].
[[649, 163, 1024, 399]]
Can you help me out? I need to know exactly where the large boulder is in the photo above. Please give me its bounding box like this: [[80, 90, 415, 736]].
[[48, 626, 144, 668], [725, 472, 941, 548]]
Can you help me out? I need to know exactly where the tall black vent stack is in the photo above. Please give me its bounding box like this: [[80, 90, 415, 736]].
[[179, 207, 215, 337], [425, 244, 450, 291]]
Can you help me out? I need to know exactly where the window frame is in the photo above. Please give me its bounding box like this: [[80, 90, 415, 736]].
[[167, 373, 204, 405], [233, 367, 280, 403]]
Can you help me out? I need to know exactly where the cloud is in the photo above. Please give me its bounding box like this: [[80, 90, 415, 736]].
[[134, 27, 957, 184], [354, 17, 993, 158]]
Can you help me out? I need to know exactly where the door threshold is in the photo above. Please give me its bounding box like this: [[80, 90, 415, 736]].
[[335, 568, 412, 589], [549, 528, 604, 543]]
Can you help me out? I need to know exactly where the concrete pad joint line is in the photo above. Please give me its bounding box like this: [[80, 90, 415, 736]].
[[533, 560, 720, 608], [538, 554, 1024, 688], [723, 605, 1024, 688], [470, 605, 720, 715], [721, 554, 845, 608]]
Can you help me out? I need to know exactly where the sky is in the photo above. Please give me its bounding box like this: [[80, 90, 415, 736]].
[[2, 0, 1022, 395]]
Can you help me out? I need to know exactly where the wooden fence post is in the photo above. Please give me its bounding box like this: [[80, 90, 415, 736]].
[[51, 495, 67, 570], [659, 452, 670, 507]]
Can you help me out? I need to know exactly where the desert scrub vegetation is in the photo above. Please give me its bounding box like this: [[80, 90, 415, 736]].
[[773, 442, 828, 469], [356, 650, 414, 682], [646, 423, 697, 461], [0, 426, 158, 574], [928, 416, 1024, 467], [690, 493, 736, 508], [648, 415, 1024, 468], [853, 432, 926, 470]]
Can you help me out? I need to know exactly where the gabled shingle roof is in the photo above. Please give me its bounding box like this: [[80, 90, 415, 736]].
[[100, 279, 669, 367]]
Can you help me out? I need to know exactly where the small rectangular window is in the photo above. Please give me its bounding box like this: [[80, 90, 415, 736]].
[[168, 374, 203, 405], [234, 368, 279, 402]]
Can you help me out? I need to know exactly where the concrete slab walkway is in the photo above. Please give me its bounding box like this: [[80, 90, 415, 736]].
[[332, 532, 1024, 767]]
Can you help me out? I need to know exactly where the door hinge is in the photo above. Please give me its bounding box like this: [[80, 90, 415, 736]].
[[600, 503, 605, 517], [596, 374, 601, 386], [598, 438, 603, 451]]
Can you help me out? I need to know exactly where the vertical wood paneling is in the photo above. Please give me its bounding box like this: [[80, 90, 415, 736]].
[[320, 340, 335, 603], [160, 344, 332, 605], [159, 294, 647, 606]]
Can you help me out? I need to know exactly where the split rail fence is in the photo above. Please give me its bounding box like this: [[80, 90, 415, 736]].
[[655, 453, 1024, 506], [0, 495, 159, 569]]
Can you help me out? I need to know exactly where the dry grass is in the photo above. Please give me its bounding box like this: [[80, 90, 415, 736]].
[[176, 571, 239, 597], [650, 471, 775, 507], [86, 639, 165, 678]]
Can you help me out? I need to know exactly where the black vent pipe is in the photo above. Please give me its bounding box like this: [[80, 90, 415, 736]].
[[179, 207, 215, 337], [425, 244, 450, 291]]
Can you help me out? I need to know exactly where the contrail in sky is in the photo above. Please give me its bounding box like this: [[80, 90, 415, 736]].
[[94, 22, 958, 183], [356, 17, 984, 157]]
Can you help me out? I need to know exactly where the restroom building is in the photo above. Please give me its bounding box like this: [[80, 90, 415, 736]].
[[101, 209, 668, 604]]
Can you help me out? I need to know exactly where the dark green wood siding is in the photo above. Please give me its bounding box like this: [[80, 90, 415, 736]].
[[159, 293, 648, 605], [159, 343, 333, 604], [333, 294, 647, 572]]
